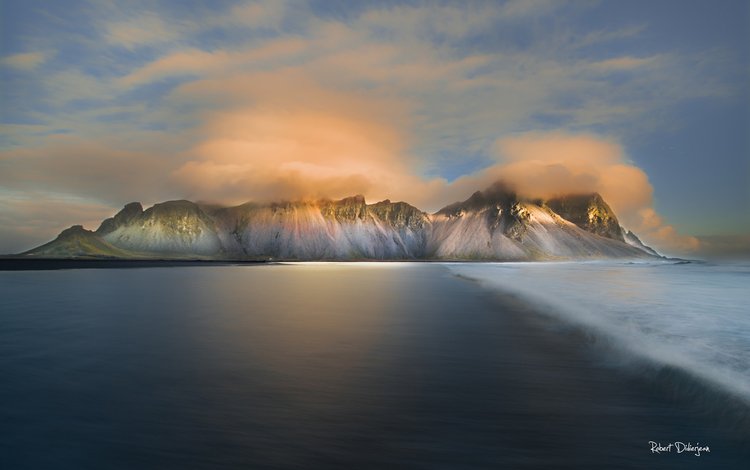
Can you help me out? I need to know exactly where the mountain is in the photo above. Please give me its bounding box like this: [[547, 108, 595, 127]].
[[20, 183, 660, 260], [427, 184, 647, 260], [96, 200, 222, 256], [545, 193, 624, 241], [21, 225, 136, 258], [623, 229, 660, 257], [95, 202, 144, 235], [210, 196, 429, 259]]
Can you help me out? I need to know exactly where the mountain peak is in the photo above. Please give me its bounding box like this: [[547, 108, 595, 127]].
[[545, 193, 624, 241], [150, 200, 200, 212], [436, 182, 517, 216], [336, 195, 366, 205], [24, 224, 133, 258], [140, 200, 214, 226], [123, 201, 144, 212], [58, 225, 91, 238], [96, 202, 143, 235], [368, 199, 428, 230], [320, 195, 368, 221]]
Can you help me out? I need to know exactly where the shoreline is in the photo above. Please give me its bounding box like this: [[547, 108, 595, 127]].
[[471, 277, 750, 431], [459, 272, 750, 466], [0, 258, 269, 270], [0, 256, 689, 271], [448, 262, 750, 419]]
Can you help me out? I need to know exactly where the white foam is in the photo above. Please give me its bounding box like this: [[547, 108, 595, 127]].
[[447, 261, 750, 402]]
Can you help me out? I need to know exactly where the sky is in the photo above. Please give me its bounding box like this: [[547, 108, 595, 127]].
[[0, 0, 748, 257]]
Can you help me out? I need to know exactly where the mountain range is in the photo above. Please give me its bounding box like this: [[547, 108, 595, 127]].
[[20, 183, 659, 260]]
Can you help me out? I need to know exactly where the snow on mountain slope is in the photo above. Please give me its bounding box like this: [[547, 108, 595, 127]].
[[427, 201, 648, 260], [22, 183, 660, 260], [623, 229, 661, 257], [211, 197, 429, 259]]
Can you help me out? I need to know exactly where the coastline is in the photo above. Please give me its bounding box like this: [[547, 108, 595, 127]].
[[0, 256, 686, 271], [0, 258, 269, 270]]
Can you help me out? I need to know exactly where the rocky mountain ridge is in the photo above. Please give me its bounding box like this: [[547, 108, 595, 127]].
[[21, 184, 660, 260]]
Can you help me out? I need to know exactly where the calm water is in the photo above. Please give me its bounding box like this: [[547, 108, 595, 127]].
[[0, 263, 748, 469]]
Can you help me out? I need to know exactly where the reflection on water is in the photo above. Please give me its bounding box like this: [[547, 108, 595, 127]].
[[0, 263, 748, 469]]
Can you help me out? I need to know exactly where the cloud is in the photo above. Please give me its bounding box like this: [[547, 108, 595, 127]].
[[119, 38, 307, 87], [103, 12, 183, 49], [120, 48, 232, 86], [166, 70, 442, 205], [0, 134, 182, 205], [100, 1, 289, 50], [227, 1, 287, 28], [10, 0, 716, 157], [109, 0, 676, 156], [1, 52, 47, 70], [483, 133, 699, 253], [592, 56, 659, 71]]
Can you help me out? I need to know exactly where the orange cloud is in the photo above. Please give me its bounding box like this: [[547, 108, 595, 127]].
[[167, 70, 449, 206], [482, 133, 699, 254], [163, 70, 697, 254]]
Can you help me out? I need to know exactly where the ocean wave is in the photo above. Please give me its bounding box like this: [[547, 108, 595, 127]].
[[446, 261, 750, 409]]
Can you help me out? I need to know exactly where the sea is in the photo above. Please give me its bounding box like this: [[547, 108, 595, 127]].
[[0, 261, 748, 469]]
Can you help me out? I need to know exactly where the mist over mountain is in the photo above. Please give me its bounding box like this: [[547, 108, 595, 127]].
[[21, 183, 659, 261]]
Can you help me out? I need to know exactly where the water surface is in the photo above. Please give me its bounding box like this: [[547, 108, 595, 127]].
[[0, 263, 747, 469]]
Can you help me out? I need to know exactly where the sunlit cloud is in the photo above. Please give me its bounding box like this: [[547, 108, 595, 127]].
[[485, 133, 700, 253]]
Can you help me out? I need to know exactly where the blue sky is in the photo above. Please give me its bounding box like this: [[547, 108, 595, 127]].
[[0, 0, 748, 256]]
